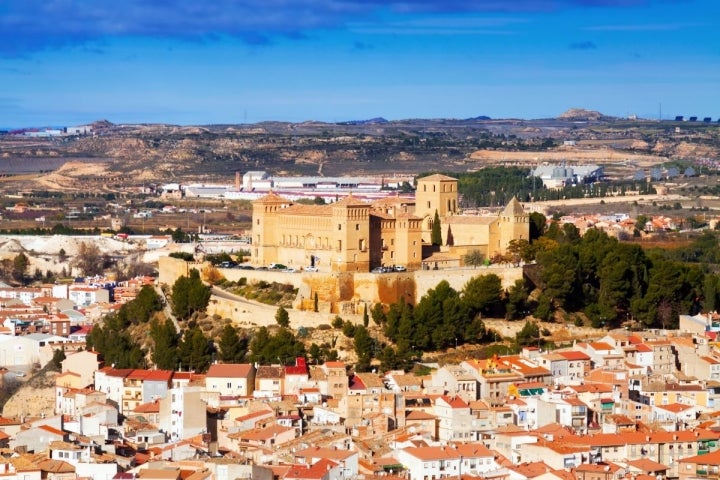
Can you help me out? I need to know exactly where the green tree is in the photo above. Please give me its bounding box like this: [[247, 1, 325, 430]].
[[463, 249, 484, 268], [58, 248, 67, 262], [86, 317, 145, 369], [704, 274, 720, 313], [172, 228, 192, 243], [313, 292, 319, 312], [371, 303, 386, 326], [150, 319, 179, 370], [169, 252, 194, 261], [171, 269, 211, 320], [516, 321, 541, 346], [11, 253, 29, 284], [462, 274, 503, 319], [275, 306, 290, 328], [51, 348, 66, 370], [178, 325, 212, 372], [431, 210, 442, 246], [529, 212, 546, 241], [506, 279, 529, 320], [362, 305, 369, 327], [217, 324, 249, 363], [414, 280, 467, 350], [537, 243, 580, 309], [506, 239, 533, 264], [353, 325, 375, 372], [249, 326, 306, 365], [122, 285, 163, 324]]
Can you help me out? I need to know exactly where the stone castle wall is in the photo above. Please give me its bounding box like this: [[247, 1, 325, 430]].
[[159, 258, 524, 309]]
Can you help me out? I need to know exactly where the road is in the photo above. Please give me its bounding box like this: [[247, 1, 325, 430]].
[[155, 284, 181, 332]]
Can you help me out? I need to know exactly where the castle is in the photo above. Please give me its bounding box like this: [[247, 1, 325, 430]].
[[251, 174, 529, 272]]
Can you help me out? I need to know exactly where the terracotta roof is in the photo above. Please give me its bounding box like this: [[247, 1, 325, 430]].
[[38, 425, 65, 437], [655, 403, 693, 413], [134, 401, 161, 414], [144, 370, 174, 381], [558, 351, 590, 361], [294, 446, 356, 461], [575, 462, 623, 473], [388, 374, 422, 387], [417, 174, 458, 182], [285, 458, 339, 480], [324, 361, 345, 369], [627, 458, 669, 472], [206, 363, 253, 378], [234, 424, 293, 441], [254, 192, 291, 204], [507, 461, 552, 477], [235, 409, 274, 422], [355, 372, 384, 388], [37, 459, 75, 474], [256, 365, 285, 379], [678, 447, 720, 465], [406, 411, 436, 421], [437, 395, 469, 409]]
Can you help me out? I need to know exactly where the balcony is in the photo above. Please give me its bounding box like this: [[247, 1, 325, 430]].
[[696, 470, 707, 476]]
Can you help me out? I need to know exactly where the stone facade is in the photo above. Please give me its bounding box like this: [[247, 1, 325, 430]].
[[251, 174, 529, 272]]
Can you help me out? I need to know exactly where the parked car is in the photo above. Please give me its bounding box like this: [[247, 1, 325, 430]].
[[371, 267, 385, 273], [305, 266, 319, 272], [282, 268, 296, 273], [269, 263, 287, 270], [394, 265, 407, 272]]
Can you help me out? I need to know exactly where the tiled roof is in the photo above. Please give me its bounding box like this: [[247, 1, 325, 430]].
[[285, 458, 339, 480], [437, 395, 469, 409], [417, 174, 457, 182], [206, 363, 253, 378]]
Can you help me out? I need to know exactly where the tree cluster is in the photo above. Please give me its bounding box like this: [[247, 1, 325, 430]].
[[170, 269, 211, 320], [535, 224, 707, 328]]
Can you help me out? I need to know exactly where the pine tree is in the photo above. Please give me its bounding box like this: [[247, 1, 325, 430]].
[[150, 319, 179, 370], [275, 306, 290, 328], [218, 324, 248, 363]]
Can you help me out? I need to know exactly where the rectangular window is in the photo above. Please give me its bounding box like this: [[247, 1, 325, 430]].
[[338, 224, 342, 230], [356, 223, 360, 230]]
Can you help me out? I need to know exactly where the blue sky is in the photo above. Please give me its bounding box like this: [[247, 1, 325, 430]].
[[0, 0, 718, 127]]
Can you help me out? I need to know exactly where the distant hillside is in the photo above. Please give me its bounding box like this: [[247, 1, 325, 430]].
[[337, 117, 389, 125], [558, 108, 613, 121]]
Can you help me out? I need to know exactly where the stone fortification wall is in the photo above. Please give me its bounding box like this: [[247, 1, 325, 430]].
[[159, 258, 524, 309], [158, 256, 209, 285], [414, 265, 523, 296]]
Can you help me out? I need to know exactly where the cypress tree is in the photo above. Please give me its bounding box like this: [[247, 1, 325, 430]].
[[431, 210, 442, 246]]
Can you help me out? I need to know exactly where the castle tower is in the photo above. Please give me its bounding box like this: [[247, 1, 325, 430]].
[[494, 196, 529, 255], [414, 174, 458, 219], [330, 194, 371, 272], [251, 192, 292, 266]]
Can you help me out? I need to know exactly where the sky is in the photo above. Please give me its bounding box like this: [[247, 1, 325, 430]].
[[0, 0, 718, 127]]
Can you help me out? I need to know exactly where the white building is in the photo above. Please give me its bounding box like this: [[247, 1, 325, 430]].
[[395, 444, 500, 480]]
